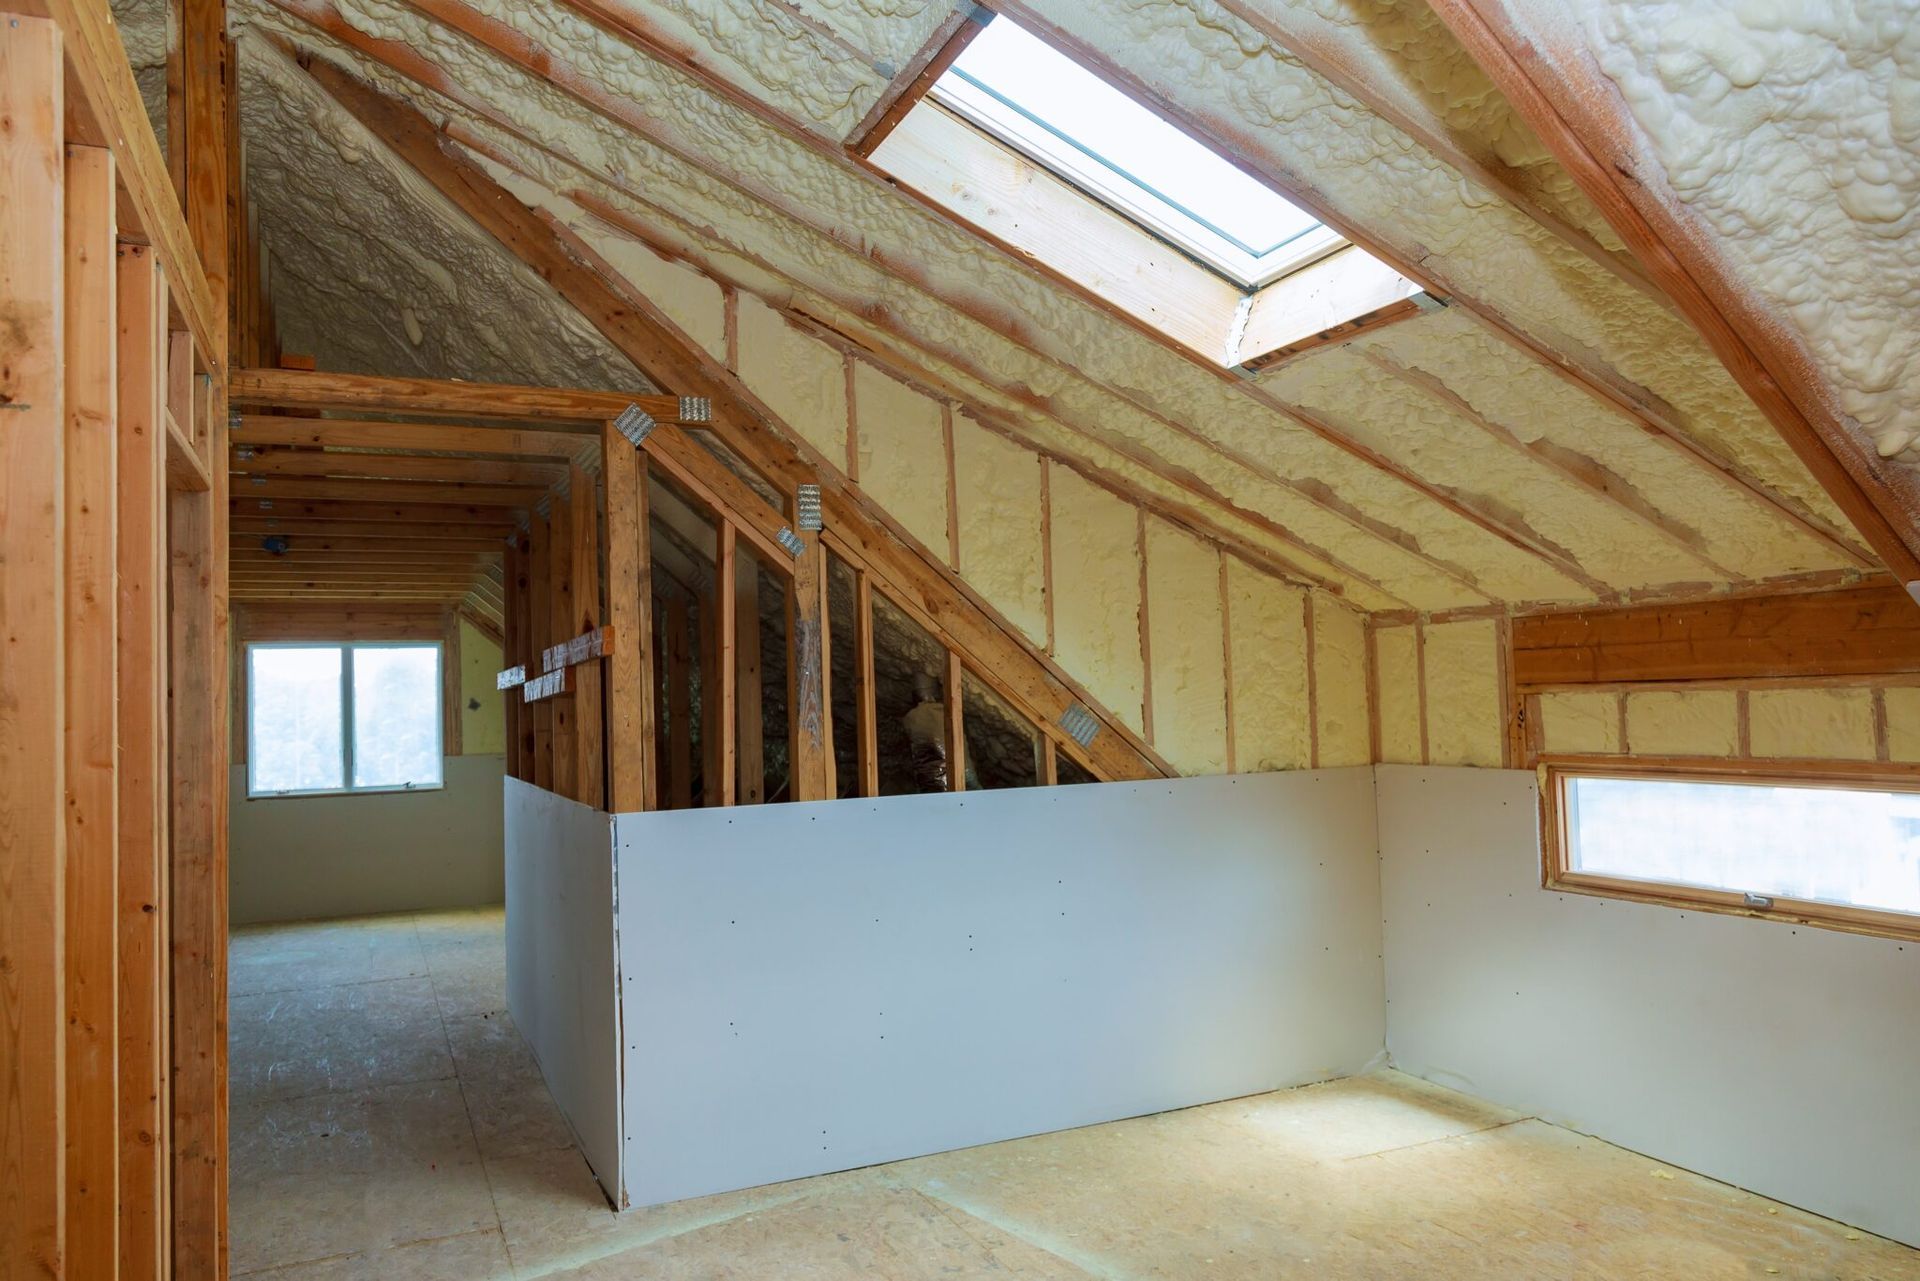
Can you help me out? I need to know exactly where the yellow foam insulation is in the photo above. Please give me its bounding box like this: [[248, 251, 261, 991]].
[[1749, 688, 1876, 761], [1625, 690, 1737, 756], [1538, 691, 1622, 756], [1373, 625, 1422, 765], [1225, 558, 1309, 772], [1421, 620, 1503, 768], [1883, 688, 1920, 763], [734, 293, 846, 464], [853, 361, 949, 558], [1048, 468, 1145, 737], [1312, 600, 1370, 768], [1144, 519, 1228, 775], [458, 619, 505, 756], [952, 417, 1047, 648]]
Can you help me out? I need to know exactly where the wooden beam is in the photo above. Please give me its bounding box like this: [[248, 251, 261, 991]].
[[234, 414, 597, 456], [1429, 0, 1920, 587], [734, 544, 763, 804], [303, 57, 1168, 781], [230, 365, 684, 424], [602, 426, 653, 810], [441, 606, 462, 757], [943, 649, 965, 793], [568, 464, 604, 808], [1512, 586, 1920, 690], [853, 568, 878, 798], [526, 515, 552, 791], [665, 593, 692, 809], [1, 21, 68, 1275], [705, 520, 737, 807], [115, 244, 171, 1281], [231, 449, 565, 486], [229, 496, 522, 525], [63, 143, 120, 1281], [844, 3, 989, 158], [231, 519, 513, 544], [788, 531, 830, 800], [502, 532, 527, 781], [233, 475, 543, 507], [548, 492, 576, 799]]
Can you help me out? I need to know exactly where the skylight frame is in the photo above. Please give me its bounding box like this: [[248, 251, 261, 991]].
[[925, 21, 1348, 290]]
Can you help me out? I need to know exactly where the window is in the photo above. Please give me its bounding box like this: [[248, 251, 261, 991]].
[[928, 17, 1344, 289], [1546, 766, 1920, 939], [247, 643, 444, 797]]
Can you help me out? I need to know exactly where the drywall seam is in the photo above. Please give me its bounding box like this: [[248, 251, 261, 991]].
[[1144, 518, 1228, 775]]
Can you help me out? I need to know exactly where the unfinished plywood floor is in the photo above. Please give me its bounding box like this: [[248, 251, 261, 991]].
[[229, 910, 1919, 1279]]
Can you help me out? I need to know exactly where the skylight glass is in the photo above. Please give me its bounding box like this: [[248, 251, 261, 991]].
[[931, 17, 1344, 288]]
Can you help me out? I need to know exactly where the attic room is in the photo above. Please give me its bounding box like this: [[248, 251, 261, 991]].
[[5, 0, 1920, 1276]]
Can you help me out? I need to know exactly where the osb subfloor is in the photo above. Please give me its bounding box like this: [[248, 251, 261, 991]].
[[229, 909, 1920, 1279]]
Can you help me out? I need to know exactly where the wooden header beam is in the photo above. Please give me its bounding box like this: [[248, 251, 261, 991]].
[[1511, 585, 1920, 690], [1430, 0, 1920, 590], [231, 365, 694, 425]]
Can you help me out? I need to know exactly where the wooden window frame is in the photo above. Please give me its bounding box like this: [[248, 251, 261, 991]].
[[1539, 758, 1920, 943], [244, 639, 446, 799]]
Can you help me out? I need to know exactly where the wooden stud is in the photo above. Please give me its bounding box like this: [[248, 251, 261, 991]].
[[63, 144, 120, 1281], [1414, 621, 1430, 766], [1218, 549, 1236, 773], [503, 534, 527, 781], [842, 351, 860, 483], [1736, 690, 1753, 759], [230, 365, 683, 424], [1039, 457, 1054, 655], [115, 245, 171, 1281], [666, 594, 693, 809], [942, 403, 960, 571], [854, 568, 879, 798], [548, 493, 577, 800], [944, 649, 966, 792], [707, 520, 738, 807], [1874, 688, 1891, 763], [442, 608, 463, 758], [788, 532, 831, 800], [527, 517, 553, 791], [1305, 593, 1321, 768], [735, 546, 764, 804], [602, 426, 653, 811], [569, 464, 604, 808], [1, 21, 68, 1276], [1135, 508, 1153, 745], [1039, 736, 1058, 787]]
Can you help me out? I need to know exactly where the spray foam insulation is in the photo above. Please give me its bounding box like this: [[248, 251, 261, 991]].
[[1749, 688, 1877, 761], [1144, 519, 1227, 775], [854, 362, 949, 559], [1048, 468, 1145, 738], [788, 0, 963, 83], [1311, 601, 1370, 768], [1021, 0, 1847, 535], [1225, 559, 1309, 772], [1624, 690, 1738, 757], [1538, 691, 1622, 756], [1579, 0, 1920, 478], [1885, 689, 1920, 763], [952, 416, 1047, 649], [1420, 620, 1502, 768], [734, 294, 846, 466], [1372, 625, 1422, 765], [235, 37, 646, 390]]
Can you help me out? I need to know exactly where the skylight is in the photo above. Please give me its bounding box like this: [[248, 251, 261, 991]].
[[930, 17, 1345, 288]]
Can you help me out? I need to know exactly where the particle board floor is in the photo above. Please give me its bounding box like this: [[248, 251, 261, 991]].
[[229, 909, 1919, 1279]]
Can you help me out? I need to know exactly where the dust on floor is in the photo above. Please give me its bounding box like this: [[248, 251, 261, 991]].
[[228, 909, 1920, 1279]]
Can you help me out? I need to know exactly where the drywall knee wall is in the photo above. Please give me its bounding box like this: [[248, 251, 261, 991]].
[[611, 768, 1385, 1207], [228, 755, 506, 925], [1376, 765, 1920, 1247]]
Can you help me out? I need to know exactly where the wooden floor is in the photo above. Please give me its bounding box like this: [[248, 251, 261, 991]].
[[229, 911, 1920, 1279]]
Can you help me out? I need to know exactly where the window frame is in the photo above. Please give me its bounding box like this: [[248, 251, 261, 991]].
[[245, 640, 446, 800], [1540, 759, 1920, 943]]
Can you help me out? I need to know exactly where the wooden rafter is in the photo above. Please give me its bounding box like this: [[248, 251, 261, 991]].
[[231, 365, 688, 424], [234, 414, 599, 456], [1428, 0, 1920, 589]]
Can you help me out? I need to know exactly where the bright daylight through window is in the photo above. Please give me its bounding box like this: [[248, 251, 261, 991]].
[[1559, 772, 1920, 921], [930, 16, 1345, 287], [248, 643, 444, 797]]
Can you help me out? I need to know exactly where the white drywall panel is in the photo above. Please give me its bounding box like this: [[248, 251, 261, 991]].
[[504, 778, 623, 1203], [1377, 765, 1920, 1247], [229, 755, 505, 925], [612, 768, 1384, 1207]]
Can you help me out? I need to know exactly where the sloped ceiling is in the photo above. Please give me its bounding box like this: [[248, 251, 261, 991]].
[[111, 0, 1890, 616]]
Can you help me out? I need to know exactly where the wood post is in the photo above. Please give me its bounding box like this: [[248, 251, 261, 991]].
[[116, 244, 172, 1281], [788, 531, 831, 801], [735, 547, 763, 804], [64, 140, 122, 1281], [528, 516, 552, 791], [666, 593, 693, 809], [1, 18, 70, 1276], [853, 568, 878, 798], [602, 425, 656, 811], [706, 521, 737, 807], [568, 464, 603, 809], [548, 492, 577, 800], [943, 649, 966, 793], [504, 532, 526, 782]]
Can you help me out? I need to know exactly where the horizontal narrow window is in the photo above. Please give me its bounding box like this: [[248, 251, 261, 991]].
[[1548, 767, 1920, 937]]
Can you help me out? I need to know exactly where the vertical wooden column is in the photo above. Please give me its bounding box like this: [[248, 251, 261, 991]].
[[181, 0, 228, 341], [1, 18, 69, 1277], [502, 532, 526, 782], [568, 464, 603, 808], [666, 594, 693, 809], [65, 141, 122, 1281], [787, 532, 830, 801], [601, 429, 656, 812], [704, 521, 737, 807], [943, 650, 965, 793], [734, 549, 763, 804], [115, 244, 171, 1281], [527, 516, 552, 792], [853, 568, 878, 798], [548, 493, 577, 800]]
